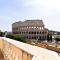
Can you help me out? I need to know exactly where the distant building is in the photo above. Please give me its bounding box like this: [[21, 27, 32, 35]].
[[48, 30, 60, 35], [52, 35, 60, 39], [48, 30, 60, 42], [12, 20, 48, 41]]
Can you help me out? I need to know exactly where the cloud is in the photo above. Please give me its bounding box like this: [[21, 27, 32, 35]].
[[24, 0, 60, 9], [0, 0, 60, 31]]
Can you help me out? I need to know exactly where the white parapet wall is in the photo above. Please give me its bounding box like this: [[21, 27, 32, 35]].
[[0, 37, 60, 60]]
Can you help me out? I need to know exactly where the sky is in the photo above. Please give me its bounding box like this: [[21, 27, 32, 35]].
[[0, 0, 60, 32]]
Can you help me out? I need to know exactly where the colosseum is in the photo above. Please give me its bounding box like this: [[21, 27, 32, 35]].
[[12, 20, 48, 41]]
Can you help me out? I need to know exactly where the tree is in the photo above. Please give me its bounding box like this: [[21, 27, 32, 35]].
[[6, 34, 27, 43], [0, 32, 5, 37], [55, 38, 60, 43], [47, 33, 52, 42]]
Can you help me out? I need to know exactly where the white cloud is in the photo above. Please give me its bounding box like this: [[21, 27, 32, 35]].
[[24, 0, 60, 9]]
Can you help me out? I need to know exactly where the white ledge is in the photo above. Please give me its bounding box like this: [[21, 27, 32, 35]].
[[0, 37, 60, 60]]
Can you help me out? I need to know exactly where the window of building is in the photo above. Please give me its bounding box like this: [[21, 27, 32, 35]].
[[34, 32, 36, 34], [19, 32, 21, 34], [34, 27, 36, 28], [42, 31, 44, 34], [37, 32, 39, 34], [26, 32, 28, 34], [27, 36, 28, 39], [29, 32, 31, 34], [32, 27, 33, 28], [32, 37, 33, 39], [42, 27, 43, 30], [39, 36, 41, 40], [37, 27, 38, 28], [32, 32, 33, 34], [40, 27, 41, 30], [23, 32, 25, 34], [34, 36, 36, 39], [40, 32, 41, 34], [27, 27, 28, 28], [22, 32, 24, 34], [29, 36, 31, 39]]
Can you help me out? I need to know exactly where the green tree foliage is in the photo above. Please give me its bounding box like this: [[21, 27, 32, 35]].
[[47, 33, 52, 42], [55, 38, 60, 42], [0, 32, 5, 37], [6, 35, 27, 43], [55, 38, 60, 44]]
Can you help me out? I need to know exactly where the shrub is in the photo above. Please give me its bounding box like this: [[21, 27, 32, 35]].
[[6, 34, 27, 43]]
